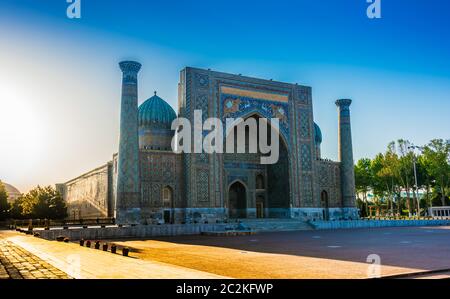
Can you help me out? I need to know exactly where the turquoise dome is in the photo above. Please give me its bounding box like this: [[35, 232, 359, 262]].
[[138, 94, 177, 128], [314, 122, 322, 144]]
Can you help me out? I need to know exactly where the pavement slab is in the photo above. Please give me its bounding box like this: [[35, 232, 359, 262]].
[[0, 230, 227, 279], [0, 239, 70, 279], [110, 226, 450, 278], [3, 226, 450, 279]]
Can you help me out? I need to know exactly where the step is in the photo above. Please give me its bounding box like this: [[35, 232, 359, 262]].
[[201, 230, 257, 236], [235, 219, 314, 232]]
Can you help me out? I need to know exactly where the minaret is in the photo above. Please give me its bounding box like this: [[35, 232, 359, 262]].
[[116, 61, 142, 223], [336, 99, 356, 209]]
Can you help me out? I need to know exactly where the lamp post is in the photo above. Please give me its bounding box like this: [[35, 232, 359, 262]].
[[408, 145, 423, 217], [430, 179, 436, 216]]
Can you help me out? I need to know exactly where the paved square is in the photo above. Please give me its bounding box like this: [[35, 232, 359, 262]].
[[111, 226, 450, 278], [3, 226, 450, 278], [0, 239, 70, 279]]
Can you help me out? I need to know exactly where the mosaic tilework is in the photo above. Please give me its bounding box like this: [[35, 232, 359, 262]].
[[196, 169, 209, 203], [300, 144, 312, 171], [220, 94, 290, 146], [117, 61, 142, 212], [299, 108, 310, 139], [336, 99, 356, 208], [300, 174, 313, 206], [196, 73, 209, 89], [195, 94, 209, 122]]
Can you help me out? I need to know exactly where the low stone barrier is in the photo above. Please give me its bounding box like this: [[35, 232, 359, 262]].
[[310, 219, 450, 230], [36, 223, 233, 241]]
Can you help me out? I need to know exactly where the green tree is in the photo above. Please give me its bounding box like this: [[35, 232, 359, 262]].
[[354, 158, 373, 216], [393, 140, 416, 215], [9, 196, 25, 219], [372, 153, 397, 216], [422, 139, 450, 206], [0, 181, 10, 220], [13, 186, 67, 220]]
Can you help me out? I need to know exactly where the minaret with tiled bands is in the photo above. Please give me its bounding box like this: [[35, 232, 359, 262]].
[[116, 61, 142, 223], [336, 99, 356, 210]]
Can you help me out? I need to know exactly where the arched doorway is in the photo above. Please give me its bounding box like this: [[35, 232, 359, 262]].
[[162, 186, 173, 223], [255, 174, 266, 218], [267, 136, 289, 217], [256, 174, 265, 190], [256, 195, 265, 218], [224, 113, 290, 219], [321, 190, 329, 220], [229, 181, 247, 218]]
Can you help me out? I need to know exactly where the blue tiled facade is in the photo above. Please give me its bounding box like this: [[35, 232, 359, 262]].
[[58, 62, 359, 224]]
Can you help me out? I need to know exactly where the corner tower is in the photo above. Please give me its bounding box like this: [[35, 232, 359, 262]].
[[336, 99, 357, 215], [116, 61, 142, 223]]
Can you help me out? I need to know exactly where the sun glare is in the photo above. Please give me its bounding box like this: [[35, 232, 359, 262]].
[[0, 86, 45, 175]]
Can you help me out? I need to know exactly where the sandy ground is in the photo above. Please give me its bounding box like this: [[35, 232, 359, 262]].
[[111, 226, 450, 278], [0, 230, 226, 279]]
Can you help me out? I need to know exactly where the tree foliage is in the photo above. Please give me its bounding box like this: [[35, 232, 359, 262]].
[[421, 139, 450, 206], [11, 186, 67, 220], [0, 181, 10, 220], [355, 139, 450, 216]]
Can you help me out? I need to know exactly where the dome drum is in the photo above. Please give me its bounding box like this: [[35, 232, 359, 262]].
[[138, 94, 177, 150]]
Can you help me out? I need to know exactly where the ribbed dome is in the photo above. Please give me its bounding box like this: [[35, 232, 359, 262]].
[[314, 122, 322, 144], [138, 94, 177, 128], [1, 182, 21, 202]]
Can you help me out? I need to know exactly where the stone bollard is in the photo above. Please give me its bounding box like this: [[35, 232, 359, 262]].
[[85, 240, 91, 248], [80, 239, 85, 246], [102, 243, 108, 251], [122, 247, 129, 257], [94, 241, 100, 249], [110, 244, 117, 254]]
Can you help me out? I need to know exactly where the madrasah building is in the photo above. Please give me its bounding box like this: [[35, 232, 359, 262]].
[[56, 61, 359, 224]]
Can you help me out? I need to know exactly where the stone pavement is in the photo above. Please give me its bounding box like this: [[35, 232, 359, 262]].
[[0, 230, 226, 279], [0, 239, 70, 279], [112, 226, 450, 278], [4, 226, 450, 279]]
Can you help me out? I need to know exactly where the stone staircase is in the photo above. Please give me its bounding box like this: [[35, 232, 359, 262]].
[[234, 218, 315, 232]]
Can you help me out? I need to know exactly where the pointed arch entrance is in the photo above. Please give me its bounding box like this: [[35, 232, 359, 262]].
[[321, 190, 329, 220], [228, 181, 247, 218], [224, 112, 291, 219], [162, 186, 174, 223]]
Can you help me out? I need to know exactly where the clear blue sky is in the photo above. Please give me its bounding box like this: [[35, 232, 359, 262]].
[[0, 0, 449, 191]]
